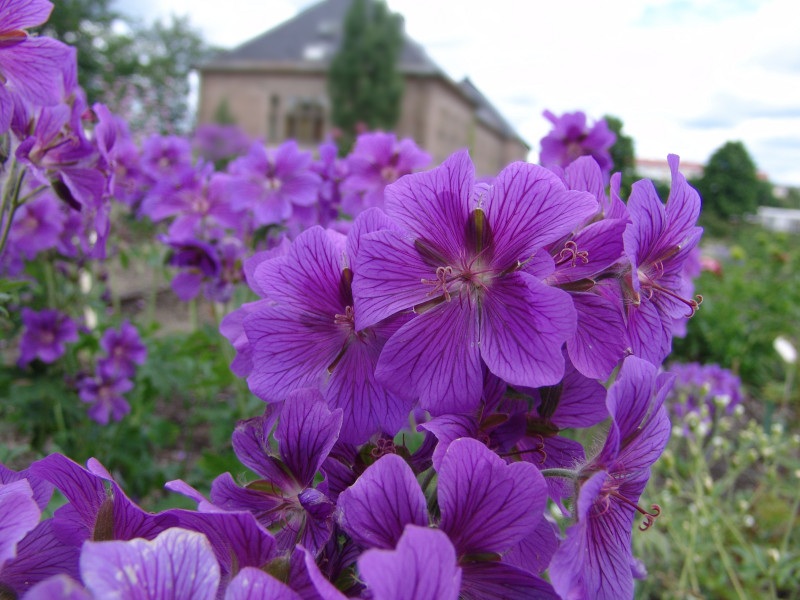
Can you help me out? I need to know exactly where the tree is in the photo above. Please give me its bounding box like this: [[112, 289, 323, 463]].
[[694, 141, 762, 220], [328, 0, 404, 151], [602, 115, 638, 198], [38, 1, 212, 135]]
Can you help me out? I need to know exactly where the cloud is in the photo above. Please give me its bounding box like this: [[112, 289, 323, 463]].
[[684, 94, 800, 129], [636, 0, 761, 27]]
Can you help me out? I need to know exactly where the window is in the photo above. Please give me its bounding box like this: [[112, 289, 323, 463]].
[[268, 94, 280, 141], [285, 98, 325, 144]]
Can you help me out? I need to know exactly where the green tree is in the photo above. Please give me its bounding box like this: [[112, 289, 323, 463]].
[[38, 1, 211, 135], [603, 114, 638, 199], [694, 141, 762, 220], [36, 0, 127, 102], [328, 0, 404, 152]]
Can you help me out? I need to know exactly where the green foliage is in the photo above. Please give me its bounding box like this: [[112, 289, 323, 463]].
[[672, 224, 800, 398], [603, 114, 638, 199], [39, 1, 212, 134], [36, 0, 119, 102], [213, 98, 237, 125], [694, 141, 762, 221], [328, 0, 405, 151], [635, 409, 800, 600]]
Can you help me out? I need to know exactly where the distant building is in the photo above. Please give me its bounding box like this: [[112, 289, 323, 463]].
[[755, 206, 800, 233], [635, 158, 705, 182], [196, 0, 529, 176]]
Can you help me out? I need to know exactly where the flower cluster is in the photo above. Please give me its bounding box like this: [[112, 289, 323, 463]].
[[16, 308, 79, 367], [120, 130, 430, 304], [540, 110, 617, 181], [76, 321, 147, 425], [207, 148, 703, 598], [0, 2, 706, 597], [667, 361, 743, 419]]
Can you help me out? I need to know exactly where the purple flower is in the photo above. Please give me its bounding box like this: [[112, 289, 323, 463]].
[[139, 134, 193, 181], [351, 150, 597, 415], [80, 528, 221, 600], [544, 157, 629, 379], [17, 308, 78, 367], [193, 123, 252, 163], [549, 356, 674, 600], [98, 320, 147, 379], [357, 525, 462, 600], [540, 110, 616, 179], [243, 223, 411, 443], [8, 192, 65, 260], [161, 235, 221, 301], [224, 140, 321, 227], [621, 155, 703, 366], [341, 132, 431, 216], [337, 439, 557, 599], [208, 389, 342, 554], [0, 0, 71, 132], [77, 372, 133, 425], [667, 361, 743, 419], [0, 480, 41, 571]]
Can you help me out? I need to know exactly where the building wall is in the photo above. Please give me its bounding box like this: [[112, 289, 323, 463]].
[[198, 68, 528, 175]]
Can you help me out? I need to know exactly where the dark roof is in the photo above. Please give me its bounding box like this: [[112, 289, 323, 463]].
[[458, 77, 527, 147], [202, 0, 441, 75], [201, 0, 527, 146]]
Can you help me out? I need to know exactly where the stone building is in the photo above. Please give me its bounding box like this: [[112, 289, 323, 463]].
[[196, 0, 529, 176]]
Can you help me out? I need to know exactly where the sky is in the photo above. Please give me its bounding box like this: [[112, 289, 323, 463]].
[[114, 0, 800, 186]]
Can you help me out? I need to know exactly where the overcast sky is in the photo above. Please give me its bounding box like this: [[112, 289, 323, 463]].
[[114, 0, 800, 186]]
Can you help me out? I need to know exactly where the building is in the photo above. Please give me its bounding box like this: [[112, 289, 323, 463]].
[[196, 0, 529, 176]]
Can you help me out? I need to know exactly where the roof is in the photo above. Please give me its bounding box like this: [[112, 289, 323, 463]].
[[201, 0, 441, 75], [200, 0, 527, 145], [458, 77, 528, 148]]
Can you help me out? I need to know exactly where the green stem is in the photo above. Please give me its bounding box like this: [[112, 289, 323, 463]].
[[420, 467, 436, 493], [540, 468, 578, 480], [189, 297, 198, 331], [0, 157, 25, 258], [43, 260, 57, 309]]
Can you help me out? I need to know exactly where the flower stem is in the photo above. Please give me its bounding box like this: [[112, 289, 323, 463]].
[[540, 468, 577, 480]]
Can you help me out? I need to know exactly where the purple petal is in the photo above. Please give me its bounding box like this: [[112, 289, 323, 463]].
[[480, 272, 574, 388], [0, 463, 53, 511], [165, 509, 277, 576], [485, 162, 597, 267], [80, 528, 220, 600], [376, 300, 482, 415], [626, 299, 671, 366], [326, 334, 411, 444], [244, 304, 345, 402], [29, 454, 106, 534], [418, 414, 479, 472], [459, 561, 559, 600], [503, 517, 560, 575], [256, 227, 344, 312], [438, 438, 547, 556], [21, 574, 91, 600], [357, 525, 461, 600], [225, 567, 302, 600], [0, 0, 54, 29], [351, 229, 439, 330], [0, 480, 40, 567], [384, 149, 472, 262], [230, 408, 294, 489], [568, 292, 627, 380], [0, 37, 69, 105], [1, 519, 81, 594], [550, 470, 636, 600], [337, 454, 427, 550], [276, 389, 342, 487]]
